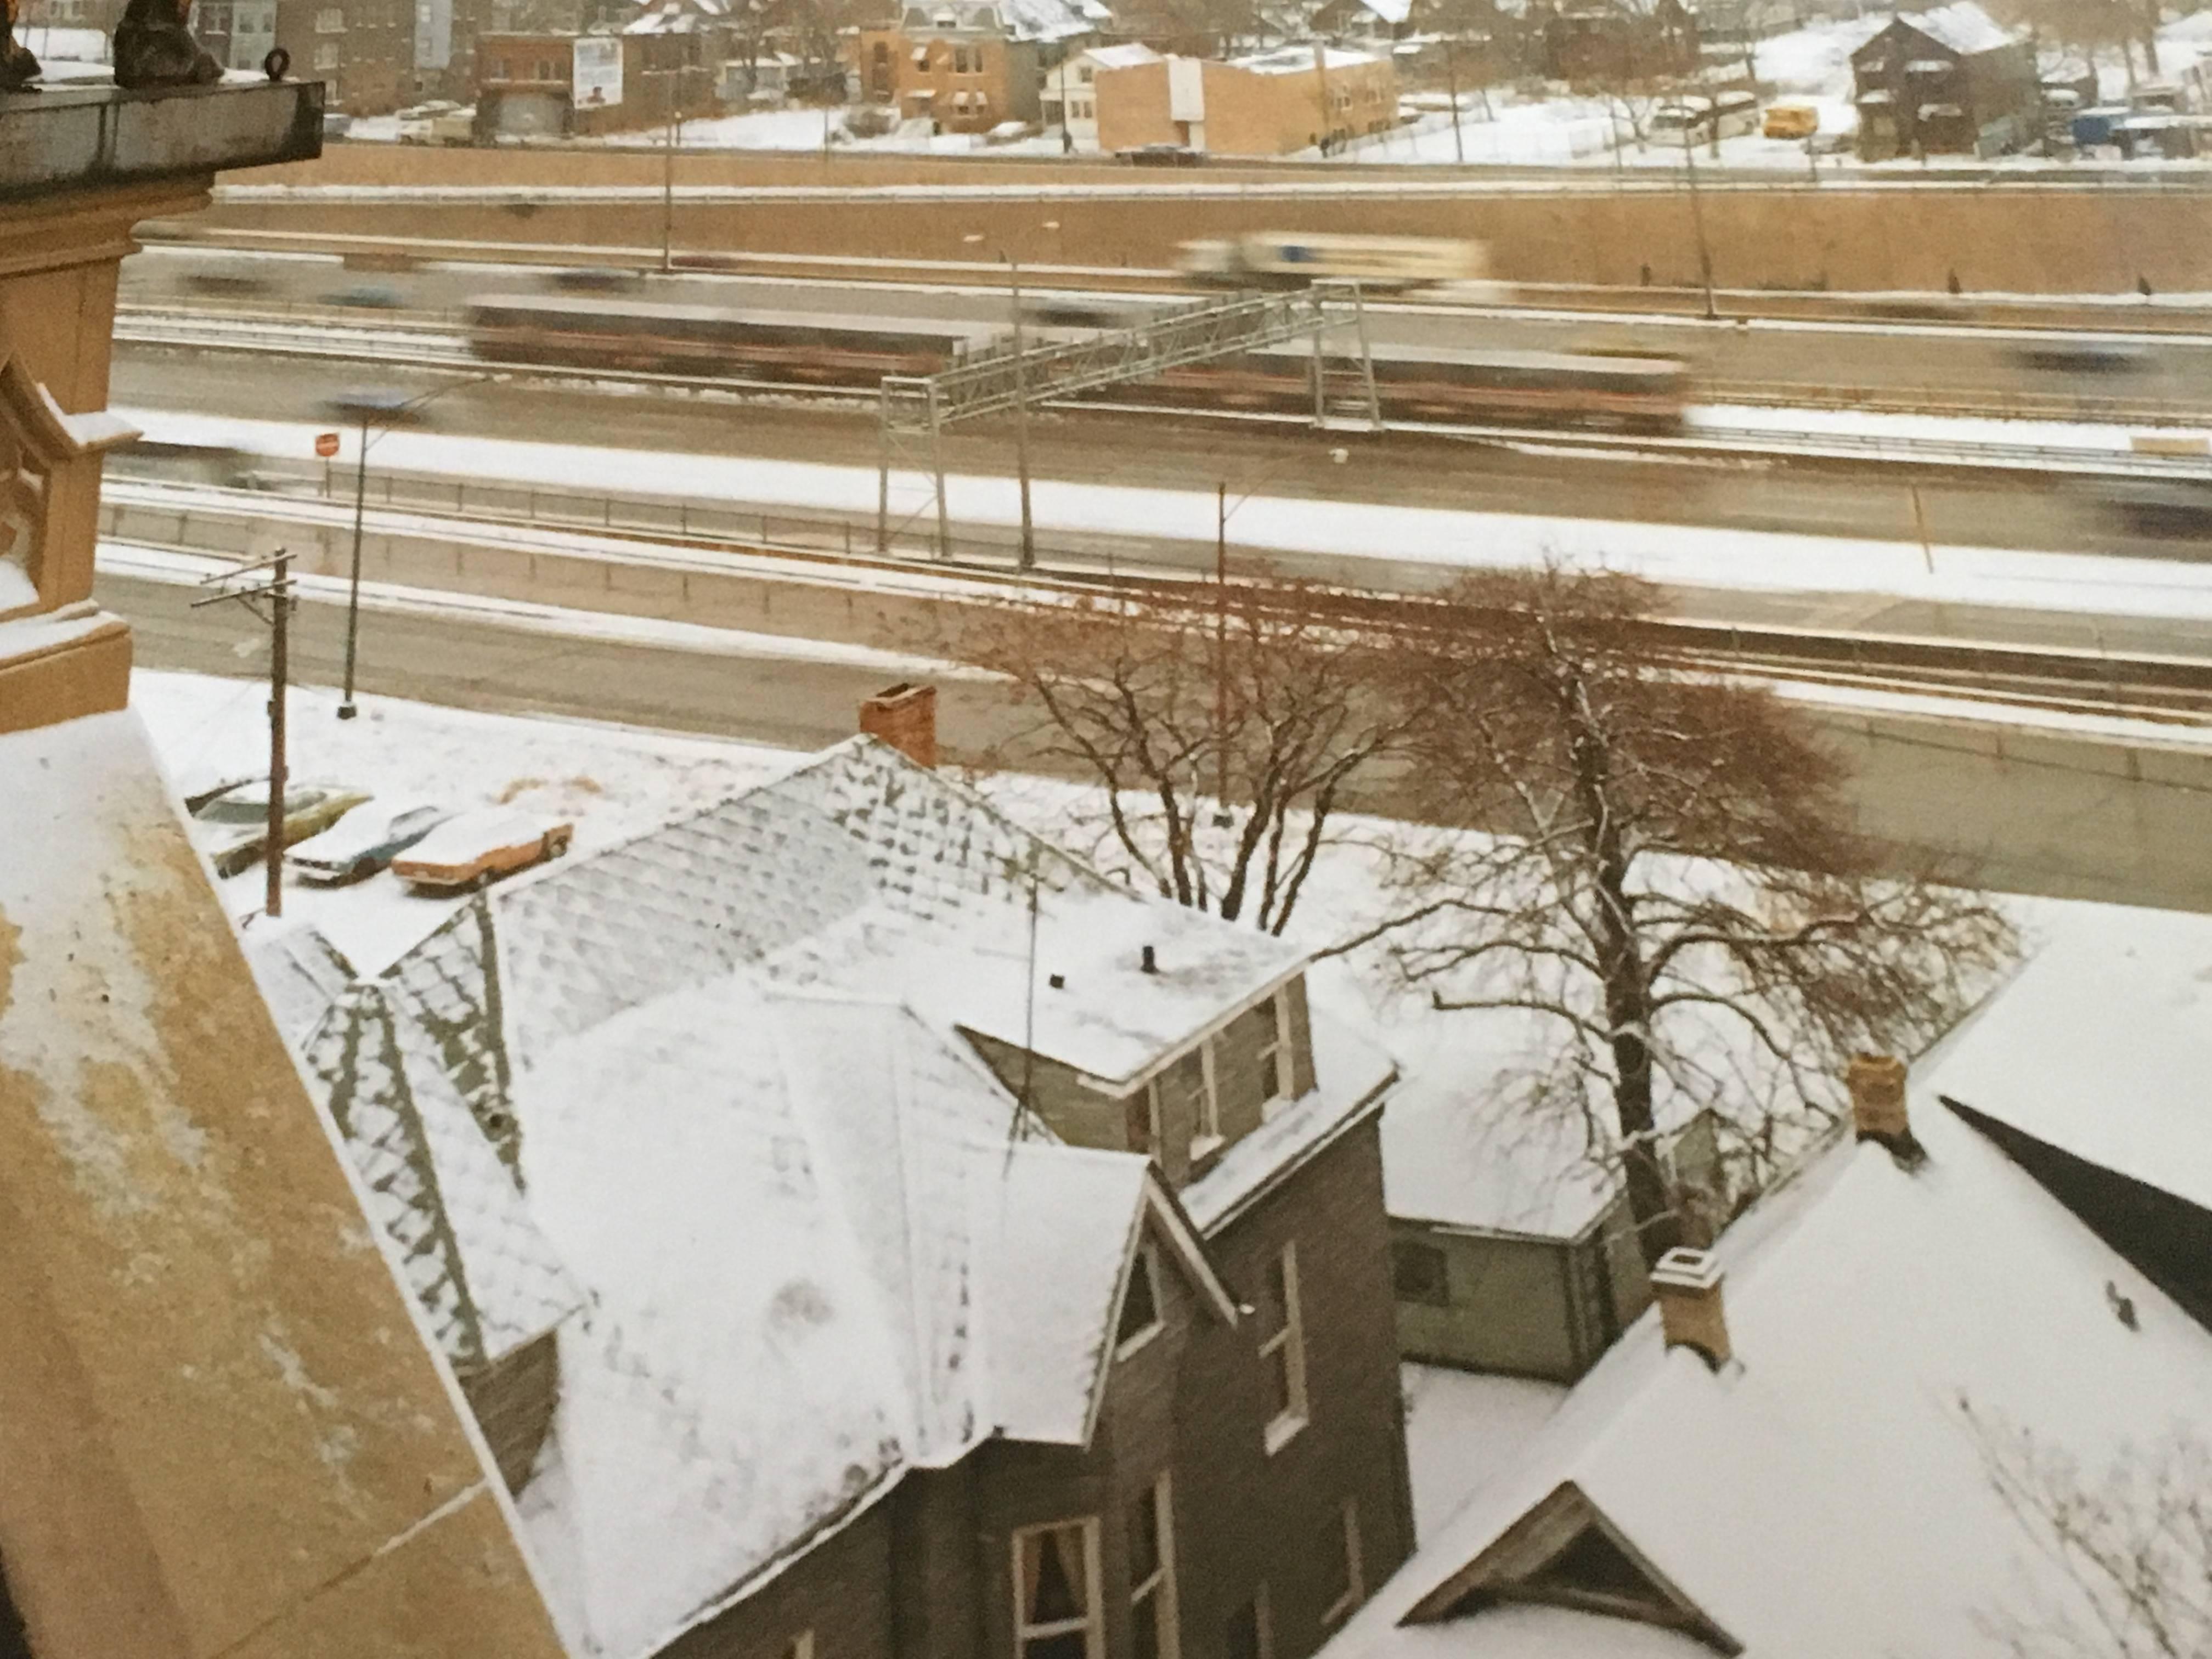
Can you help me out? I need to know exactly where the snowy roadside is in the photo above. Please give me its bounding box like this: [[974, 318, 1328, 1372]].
[[116, 405, 2212, 629]]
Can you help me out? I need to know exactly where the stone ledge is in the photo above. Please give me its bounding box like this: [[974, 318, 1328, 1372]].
[[0, 605, 132, 733], [0, 77, 323, 202]]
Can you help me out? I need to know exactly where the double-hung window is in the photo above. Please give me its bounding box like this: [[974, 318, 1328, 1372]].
[[1255, 1242, 1307, 1451], [1013, 1519, 1103, 1659], [1128, 1475, 1179, 1659], [1318, 1498, 1364, 1626]]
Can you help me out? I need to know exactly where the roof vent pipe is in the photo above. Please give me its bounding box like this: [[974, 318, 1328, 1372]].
[[1141, 944, 1158, 974], [1650, 1248, 1730, 1371]]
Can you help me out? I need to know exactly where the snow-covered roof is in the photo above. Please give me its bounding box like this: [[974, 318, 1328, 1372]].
[[1916, 904, 2212, 1215], [1323, 1046, 2212, 1659], [1859, 1, 2019, 60], [284, 735, 1338, 1657], [1360, 0, 1413, 22], [1084, 40, 1163, 67], [242, 918, 359, 1049], [1235, 42, 1391, 73]]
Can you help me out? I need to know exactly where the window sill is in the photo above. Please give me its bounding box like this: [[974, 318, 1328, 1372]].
[[1263, 1412, 1306, 1456], [1321, 1592, 1358, 1628], [1189, 1133, 1226, 1163]]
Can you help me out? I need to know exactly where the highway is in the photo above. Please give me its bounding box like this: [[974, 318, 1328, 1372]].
[[108, 340, 2212, 572], [120, 242, 2212, 419], [104, 566, 2212, 912]]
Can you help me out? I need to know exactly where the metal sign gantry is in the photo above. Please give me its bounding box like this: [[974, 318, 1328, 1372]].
[[876, 279, 1383, 559]]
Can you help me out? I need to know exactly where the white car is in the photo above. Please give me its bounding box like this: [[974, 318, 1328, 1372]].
[[287, 802, 452, 884]]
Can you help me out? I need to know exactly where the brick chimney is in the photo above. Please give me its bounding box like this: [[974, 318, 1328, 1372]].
[[1650, 1248, 1730, 1370], [1848, 1052, 1922, 1163], [859, 681, 937, 769]]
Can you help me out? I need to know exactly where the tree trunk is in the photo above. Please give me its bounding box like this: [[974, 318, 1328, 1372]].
[[1568, 716, 1680, 1269]]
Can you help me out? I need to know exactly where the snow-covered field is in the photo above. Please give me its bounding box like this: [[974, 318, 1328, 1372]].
[[116, 404, 2212, 629]]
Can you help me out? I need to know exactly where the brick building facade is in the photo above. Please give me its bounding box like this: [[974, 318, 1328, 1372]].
[[1095, 46, 1397, 156]]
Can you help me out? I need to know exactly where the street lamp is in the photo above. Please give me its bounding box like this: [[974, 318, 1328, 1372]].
[[1210, 447, 1346, 815], [963, 220, 1059, 570], [337, 371, 507, 719]]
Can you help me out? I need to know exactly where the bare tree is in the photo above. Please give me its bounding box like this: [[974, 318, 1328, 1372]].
[[1962, 1398, 2212, 1658], [947, 576, 1419, 935], [1357, 567, 2014, 1262]]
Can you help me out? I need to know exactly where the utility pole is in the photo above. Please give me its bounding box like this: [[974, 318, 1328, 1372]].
[[1444, 37, 1465, 163], [1011, 255, 1034, 567], [193, 546, 295, 918], [661, 70, 678, 274], [1681, 125, 1717, 320]]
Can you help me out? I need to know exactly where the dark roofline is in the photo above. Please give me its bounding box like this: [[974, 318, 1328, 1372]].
[[1942, 1094, 2212, 1336]]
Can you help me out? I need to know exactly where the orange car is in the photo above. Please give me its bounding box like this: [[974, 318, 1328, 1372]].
[[391, 809, 573, 892]]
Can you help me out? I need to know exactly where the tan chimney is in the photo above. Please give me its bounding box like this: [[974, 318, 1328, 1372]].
[[860, 681, 937, 769], [1650, 1248, 1730, 1369], [1848, 1052, 1920, 1160]]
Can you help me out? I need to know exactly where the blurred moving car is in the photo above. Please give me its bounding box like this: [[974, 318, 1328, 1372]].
[[391, 810, 574, 891], [2010, 343, 2147, 375], [184, 268, 272, 298], [194, 782, 373, 877], [323, 283, 407, 310], [548, 267, 643, 292], [1178, 233, 1487, 292], [288, 802, 453, 883]]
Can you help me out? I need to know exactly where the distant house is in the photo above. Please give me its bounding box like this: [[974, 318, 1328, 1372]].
[[1320, 916, 2212, 1657], [274, 686, 1414, 1659], [848, 0, 1107, 133], [1538, 0, 1699, 87], [1095, 43, 1399, 155], [1384, 1102, 1724, 1384], [1849, 1, 2037, 159], [475, 27, 713, 136]]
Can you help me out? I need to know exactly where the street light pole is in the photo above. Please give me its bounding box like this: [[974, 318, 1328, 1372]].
[[1215, 481, 1229, 811], [266, 550, 290, 918], [1010, 254, 1034, 568], [1681, 124, 1718, 321], [1444, 37, 1465, 165], [662, 71, 678, 274], [338, 373, 504, 719], [340, 408, 370, 718]]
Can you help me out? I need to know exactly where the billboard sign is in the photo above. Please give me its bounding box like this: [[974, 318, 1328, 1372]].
[[573, 37, 623, 109]]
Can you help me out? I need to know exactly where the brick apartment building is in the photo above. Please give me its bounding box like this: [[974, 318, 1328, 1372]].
[[194, 0, 411, 111], [1095, 44, 1396, 155], [475, 26, 712, 133], [258, 689, 1414, 1659], [850, 0, 1103, 134]]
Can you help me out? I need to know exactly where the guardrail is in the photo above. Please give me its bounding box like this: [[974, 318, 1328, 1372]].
[[96, 470, 2212, 721]]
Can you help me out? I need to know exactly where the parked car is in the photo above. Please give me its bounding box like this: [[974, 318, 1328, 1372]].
[[397, 101, 475, 145], [390, 810, 573, 892], [1118, 143, 1203, 167], [1763, 102, 1819, 140], [288, 802, 453, 883], [194, 782, 373, 877]]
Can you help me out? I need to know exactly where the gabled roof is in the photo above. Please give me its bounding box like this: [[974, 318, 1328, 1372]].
[[1912, 905, 2212, 1215], [1084, 40, 1162, 66], [1324, 1040, 2212, 1658], [1854, 2, 2018, 60], [281, 736, 1306, 1659]]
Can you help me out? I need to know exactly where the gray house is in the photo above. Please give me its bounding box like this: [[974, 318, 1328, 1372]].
[[1850, 2, 2038, 159], [1381, 1085, 1724, 1384]]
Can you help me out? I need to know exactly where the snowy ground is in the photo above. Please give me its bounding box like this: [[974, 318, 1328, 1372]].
[[117, 405, 2212, 630], [138, 670, 792, 972]]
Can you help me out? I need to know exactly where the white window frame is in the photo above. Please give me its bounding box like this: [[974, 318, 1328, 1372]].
[[1115, 1245, 1164, 1361], [1012, 1517, 1104, 1659], [1256, 991, 1294, 1120], [785, 1635, 815, 1659], [313, 40, 341, 69], [1188, 1041, 1222, 1159], [1227, 1583, 1273, 1659], [1259, 1242, 1307, 1453], [1321, 1498, 1364, 1626], [1130, 1472, 1181, 1659]]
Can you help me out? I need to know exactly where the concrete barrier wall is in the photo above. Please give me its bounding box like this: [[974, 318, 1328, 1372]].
[[203, 167, 2212, 294]]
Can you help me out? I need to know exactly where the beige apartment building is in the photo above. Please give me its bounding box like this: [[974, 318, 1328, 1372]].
[[1095, 44, 1397, 156]]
